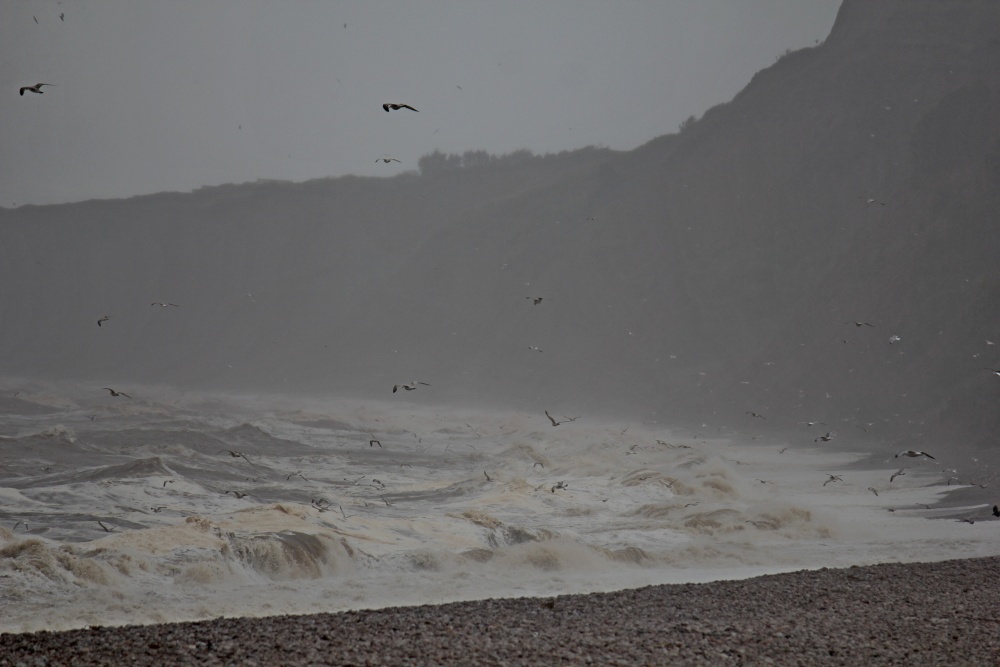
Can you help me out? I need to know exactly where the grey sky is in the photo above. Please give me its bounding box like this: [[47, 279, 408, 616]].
[[2, 1, 840, 206]]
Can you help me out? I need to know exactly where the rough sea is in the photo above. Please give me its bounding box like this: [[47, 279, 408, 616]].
[[1, 380, 996, 634]]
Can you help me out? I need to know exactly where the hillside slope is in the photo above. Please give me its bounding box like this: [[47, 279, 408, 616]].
[[2, 0, 998, 450]]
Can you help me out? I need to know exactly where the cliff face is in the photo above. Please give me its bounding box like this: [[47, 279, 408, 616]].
[[2, 0, 999, 450]]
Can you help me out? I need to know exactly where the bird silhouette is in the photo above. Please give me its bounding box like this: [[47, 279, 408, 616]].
[[376, 157, 401, 163], [97, 315, 110, 327], [895, 450, 935, 460], [393, 381, 430, 393], [382, 103, 418, 112], [544, 410, 565, 427], [20, 83, 53, 96], [102, 387, 131, 398]]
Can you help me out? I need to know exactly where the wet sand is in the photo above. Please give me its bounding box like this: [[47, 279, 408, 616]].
[[2, 555, 998, 665]]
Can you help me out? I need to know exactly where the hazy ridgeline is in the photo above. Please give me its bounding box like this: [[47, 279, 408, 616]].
[[2, 0, 999, 454]]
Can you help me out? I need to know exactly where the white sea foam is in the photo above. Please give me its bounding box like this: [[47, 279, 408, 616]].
[[1, 387, 996, 633]]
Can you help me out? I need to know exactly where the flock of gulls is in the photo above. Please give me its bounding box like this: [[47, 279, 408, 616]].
[[13, 15, 997, 535]]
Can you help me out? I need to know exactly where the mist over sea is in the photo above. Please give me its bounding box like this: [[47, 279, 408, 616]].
[[3, 0, 1000, 639], [1, 381, 995, 633]]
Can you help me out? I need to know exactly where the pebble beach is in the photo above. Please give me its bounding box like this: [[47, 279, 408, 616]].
[[3, 554, 998, 666]]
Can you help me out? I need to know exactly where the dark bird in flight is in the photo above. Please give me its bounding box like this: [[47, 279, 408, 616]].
[[225, 490, 249, 499], [20, 83, 53, 95], [369, 433, 382, 448], [97, 521, 115, 532], [60, 13, 64, 21], [814, 432, 833, 442], [896, 450, 935, 460], [217, 449, 255, 466], [383, 103, 418, 112], [823, 474, 843, 487], [526, 297, 545, 305], [151, 302, 179, 308], [97, 315, 110, 327], [890, 468, 907, 483], [376, 157, 401, 163], [846, 321, 875, 327], [993, 505, 999, 518], [102, 387, 131, 398], [544, 410, 565, 427], [33, 16, 38, 24], [745, 411, 766, 420], [393, 381, 430, 393]]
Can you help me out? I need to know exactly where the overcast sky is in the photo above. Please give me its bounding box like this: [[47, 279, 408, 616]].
[[1, 1, 841, 206]]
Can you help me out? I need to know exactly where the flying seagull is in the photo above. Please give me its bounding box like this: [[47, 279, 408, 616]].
[[745, 411, 766, 420], [368, 433, 382, 448], [151, 302, 179, 308], [97, 315, 110, 327], [814, 432, 834, 442], [823, 474, 843, 487], [102, 387, 131, 398], [895, 450, 935, 460], [846, 321, 875, 327], [993, 505, 999, 518], [526, 297, 545, 305], [376, 157, 401, 163], [544, 410, 565, 427], [20, 83, 53, 96], [383, 103, 418, 112], [889, 335, 901, 345], [890, 468, 907, 483], [393, 381, 430, 393], [985, 368, 1000, 376], [217, 449, 256, 466]]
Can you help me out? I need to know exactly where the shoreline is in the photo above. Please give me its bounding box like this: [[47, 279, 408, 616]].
[[3, 554, 999, 665]]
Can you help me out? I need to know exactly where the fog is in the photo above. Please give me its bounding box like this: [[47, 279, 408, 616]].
[[2, 0, 1000, 633], [2, 1, 838, 206]]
